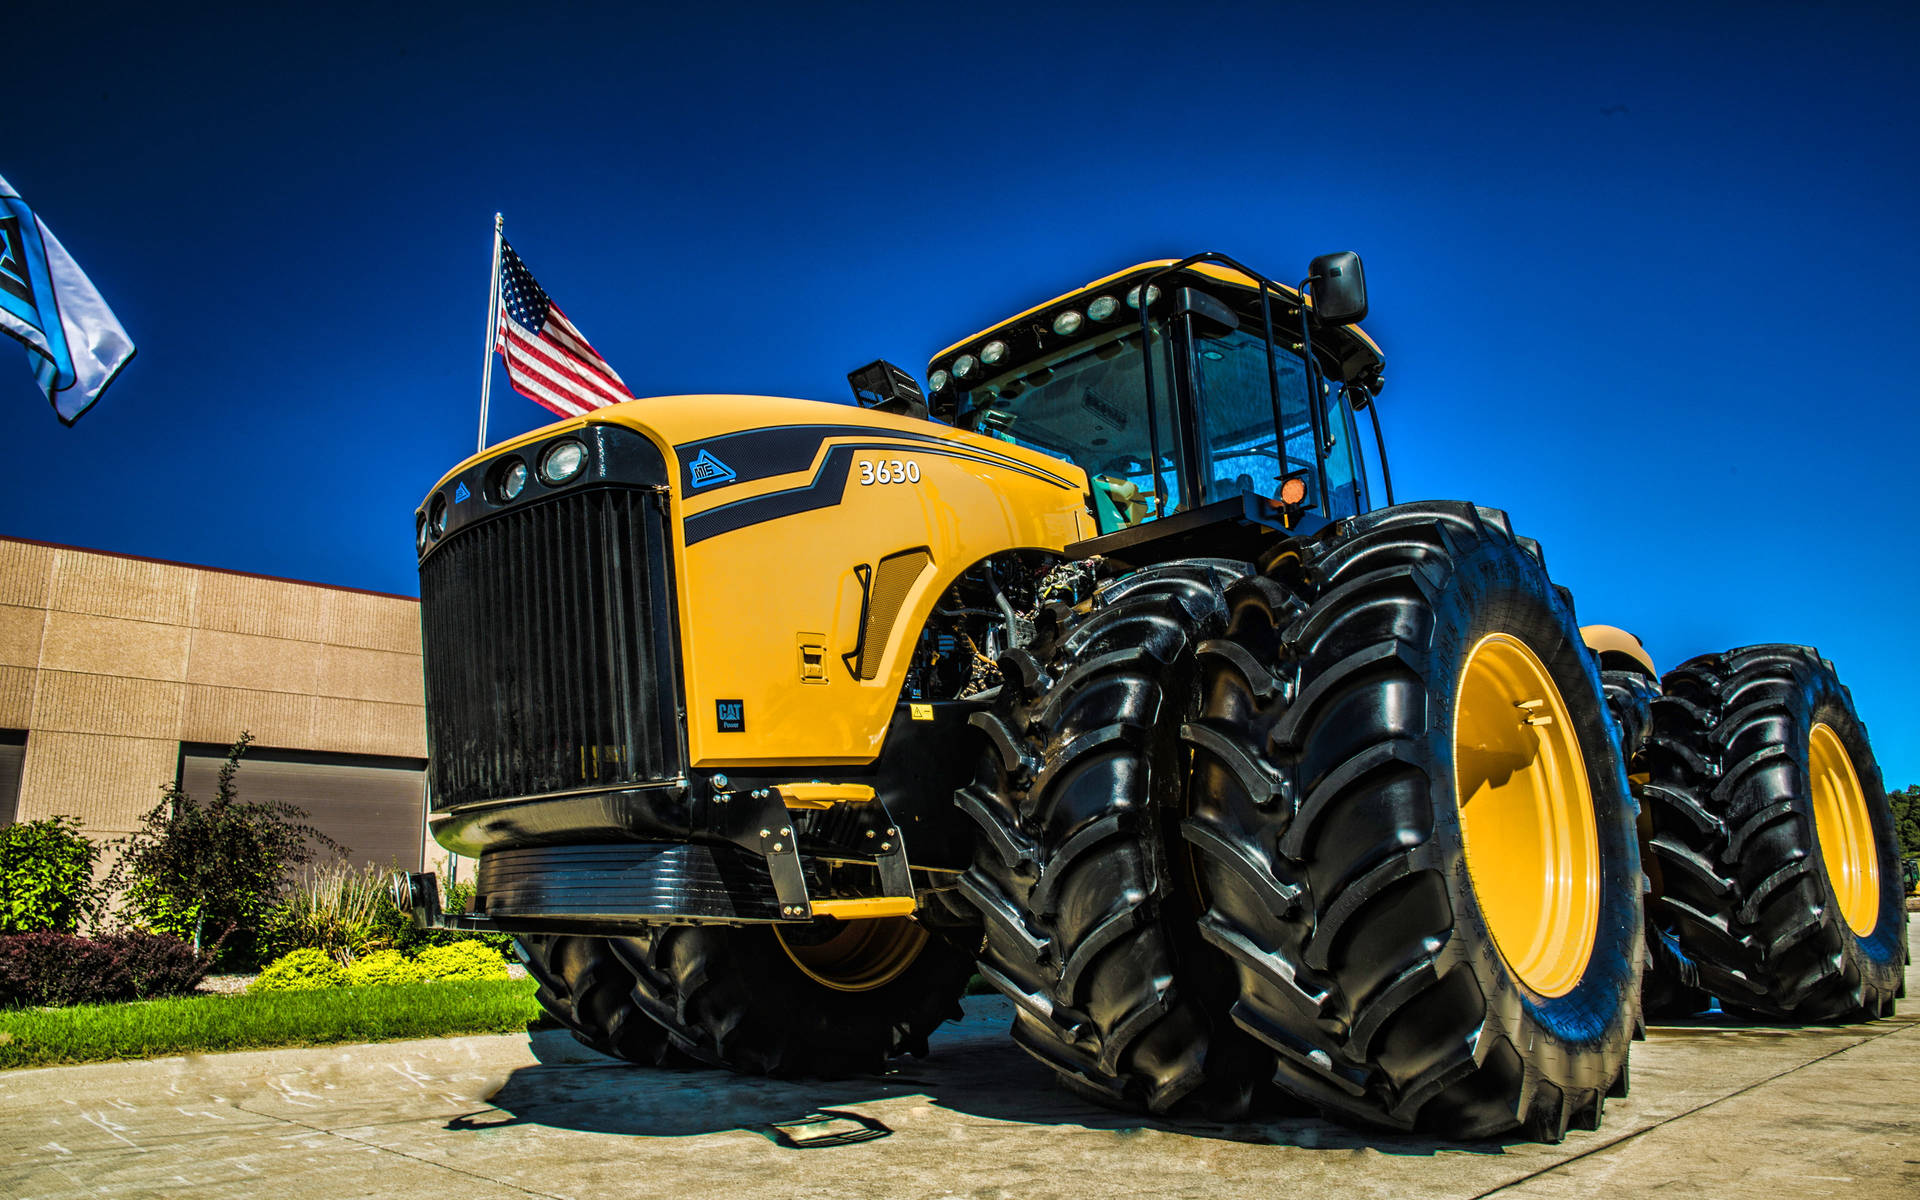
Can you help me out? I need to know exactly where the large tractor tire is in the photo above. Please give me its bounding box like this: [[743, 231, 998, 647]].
[[959, 560, 1271, 1117], [517, 934, 688, 1066], [1182, 502, 1643, 1141], [1643, 646, 1906, 1021], [1600, 662, 1711, 1022], [517, 914, 975, 1076]]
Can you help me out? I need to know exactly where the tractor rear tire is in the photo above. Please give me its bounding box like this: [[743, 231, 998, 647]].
[[958, 560, 1270, 1117], [1184, 502, 1643, 1141], [1599, 664, 1711, 1022], [518, 917, 975, 1076], [1643, 646, 1905, 1021]]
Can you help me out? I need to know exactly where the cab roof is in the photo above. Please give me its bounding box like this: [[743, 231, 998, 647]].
[[928, 257, 1386, 388]]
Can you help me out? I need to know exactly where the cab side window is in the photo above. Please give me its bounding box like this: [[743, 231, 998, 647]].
[[1322, 390, 1369, 519]]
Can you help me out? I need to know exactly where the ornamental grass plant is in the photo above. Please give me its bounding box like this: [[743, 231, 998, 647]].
[[261, 861, 396, 964], [257, 860, 513, 967]]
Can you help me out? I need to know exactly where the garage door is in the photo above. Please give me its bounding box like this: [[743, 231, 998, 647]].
[[178, 745, 426, 872], [0, 731, 23, 827]]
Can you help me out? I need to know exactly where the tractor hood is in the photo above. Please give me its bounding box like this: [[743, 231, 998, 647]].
[[415, 395, 1092, 769]]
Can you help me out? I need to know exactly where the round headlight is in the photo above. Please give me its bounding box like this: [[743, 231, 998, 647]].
[[498, 458, 529, 501], [1052, 310, 1083, 335], [1087, 295, 1119, 321], [539, 439, 588, 485], [428, 494, 449, 539], [415, 513, 429, 554], [981, 340, 1008, 366], [953, 354, 978, 379], [928, 369, 950, 392], [1126, 284, 1161, 309]]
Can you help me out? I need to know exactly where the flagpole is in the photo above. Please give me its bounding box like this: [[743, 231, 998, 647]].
[[476, 212, 504, 453]]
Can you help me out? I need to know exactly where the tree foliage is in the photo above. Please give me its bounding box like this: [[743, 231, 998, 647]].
[[0, 816, 106, 935], [106, 732, 341, 956], [1889, 785, 1920, 862]]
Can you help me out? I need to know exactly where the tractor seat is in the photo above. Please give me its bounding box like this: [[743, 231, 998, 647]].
[[1094, 476, 1150, 529]]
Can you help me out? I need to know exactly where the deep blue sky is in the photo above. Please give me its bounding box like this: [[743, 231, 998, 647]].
[[6, 2, 1917, 783]]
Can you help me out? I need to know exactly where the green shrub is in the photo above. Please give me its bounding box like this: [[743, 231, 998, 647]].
[[0, 816, 105, 935], [0, 931, 204, 1006], [109, 733, 341, 958], [342, 949, 428, 987], [251, 948, 346, 993], [415, 940, 510, 982]]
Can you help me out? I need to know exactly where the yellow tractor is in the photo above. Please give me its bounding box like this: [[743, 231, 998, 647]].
[[400, 251, 1907, 1140]]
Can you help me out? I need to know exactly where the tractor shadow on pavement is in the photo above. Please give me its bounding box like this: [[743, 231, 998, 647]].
[[454, 996, 1519, 1156]]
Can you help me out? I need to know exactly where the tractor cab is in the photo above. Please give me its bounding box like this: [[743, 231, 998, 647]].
[[925, 253, 1387, 548]]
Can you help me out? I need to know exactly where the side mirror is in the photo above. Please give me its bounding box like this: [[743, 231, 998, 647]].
[[1307, 251, 1367, 325]]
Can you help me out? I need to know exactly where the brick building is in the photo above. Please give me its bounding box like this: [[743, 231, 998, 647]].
[[0, 536, 428, 870]]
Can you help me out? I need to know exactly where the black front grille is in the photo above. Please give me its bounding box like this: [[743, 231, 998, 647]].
[[419, 486, 683, 808]]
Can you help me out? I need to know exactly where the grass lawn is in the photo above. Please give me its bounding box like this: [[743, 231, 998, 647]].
[[0, 978, 547, 1070]]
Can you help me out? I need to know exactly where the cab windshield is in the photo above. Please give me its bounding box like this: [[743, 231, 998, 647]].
[[955, 325, 1184, 532], [955, 318, 1327, 533]]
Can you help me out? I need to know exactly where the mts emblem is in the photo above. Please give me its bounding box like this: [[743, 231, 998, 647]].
[[716, 699, 745, 732], [688, 449, 736, 488]]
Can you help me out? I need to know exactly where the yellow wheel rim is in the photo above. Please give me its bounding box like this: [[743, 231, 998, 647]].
[[1808, 722, 1879, 935], [1453, 633, 1601, 997], [774, 917, 928, 992]]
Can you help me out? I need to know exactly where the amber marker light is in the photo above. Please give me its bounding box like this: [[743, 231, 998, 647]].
[[1279, 476, 1309, 506]]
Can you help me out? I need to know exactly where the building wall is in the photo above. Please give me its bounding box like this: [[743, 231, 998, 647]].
[[0, 537, 425, 850]]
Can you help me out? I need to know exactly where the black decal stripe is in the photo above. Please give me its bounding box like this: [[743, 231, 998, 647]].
[[676, 423, 1076, 496], [683, 443, 1079, 546]]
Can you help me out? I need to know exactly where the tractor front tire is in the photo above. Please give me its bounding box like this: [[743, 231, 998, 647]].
[[516, 934, 687, 1066], [518, 917, 975, 1076], [1184, 502, 1644, 1141], [1643, 646, 1905, 1021]]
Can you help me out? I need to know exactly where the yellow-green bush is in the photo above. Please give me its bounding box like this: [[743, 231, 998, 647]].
[[342, 949, 427, 987], [415, 941, 510, 982], [250, 948, 345, 992]]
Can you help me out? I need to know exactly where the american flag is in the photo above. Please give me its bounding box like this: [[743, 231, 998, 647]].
[[493, 241, 632, 417]]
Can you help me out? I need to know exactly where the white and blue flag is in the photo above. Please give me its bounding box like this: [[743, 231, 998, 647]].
[[0, 174, 134, 425]]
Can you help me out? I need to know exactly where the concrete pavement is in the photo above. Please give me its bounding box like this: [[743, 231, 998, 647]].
[[3, 928, 1916, 1200]]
